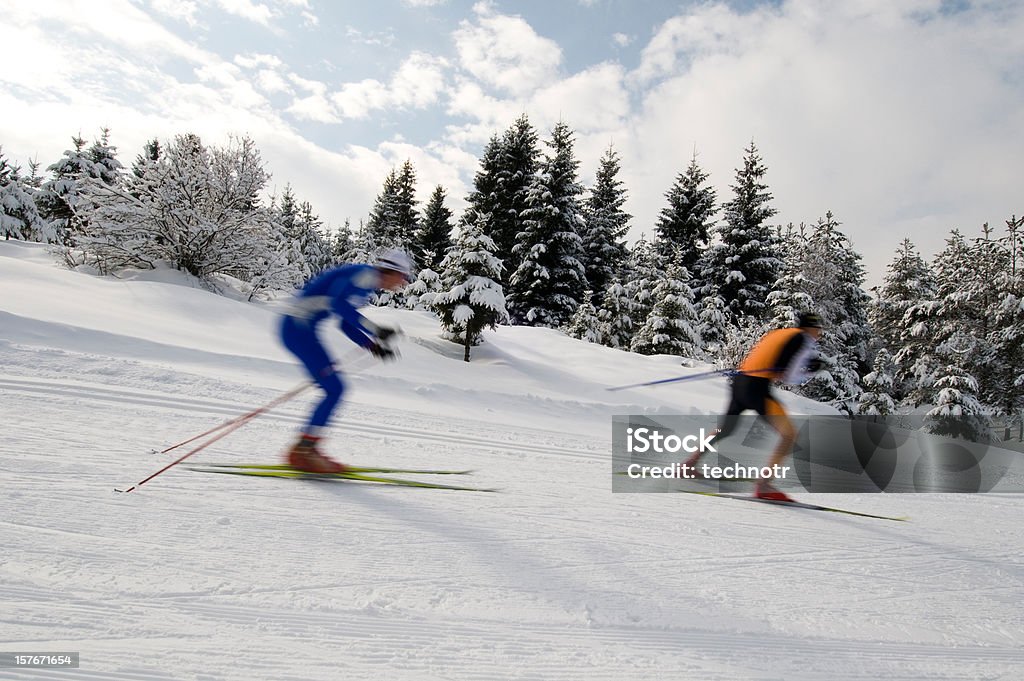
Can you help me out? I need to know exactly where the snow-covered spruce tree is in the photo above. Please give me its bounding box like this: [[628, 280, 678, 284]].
[[275, 186, 332, 287], [73, 134, 279, 282], [38, 132, 124, 244], [0, 148, 53, 242], [365, 161, 418, 251], [415, 185, 454, 272], [297, 200, 332, 276], [769, 212, 873, 411], [597, 279, 636, 350], [432, 211, 508, 362], [696, 141, 781, 323], [630, 262, 702, 359], [697, 292, 730, 360], [655, 153, 717, 272], [566, 293, 603, 344], [988, 216, 1024, 435], [623, 236, 663, 337], [857, 348, 897, 417], [581, 144, 630, 303], [461, 134, 504, 274], [493, 114, 540, 283], [330, 219, 355, 265], [507, 121, 588, 327], [404, 267, 444, 311], [871, 238, 939, 406], [347, 219, 377, 263], [925, 332, 990, 441]]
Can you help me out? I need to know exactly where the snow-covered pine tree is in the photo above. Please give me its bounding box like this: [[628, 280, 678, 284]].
[[697, 293, 730, 360], [872, 238, 939, 406], [131, 139, 161, 180], [38, 132, 123, 243], [769, 212, 872, 411], [566, 293, 603, 344], [655, 153, 717, 272], [404, 267, 444, 311], [597, 279, 636, 350], [330, 219, 355, 265], [696, 141, 781, 323], [925, 331, 990, 441], [857, 348, 897, 417], [581, 144, 630, 303], [0, 148, 53, 242], [630, 262, 702, 360], [297, 200, 332, 276], [462, 133, 501, 249], [415, 185, 454, 272], [432, 210, 508, 361], [988, 216, 1024, 436], [365, 165, 414, 250], [87, 128, 123, 187], [507, 121, 588, 327], [494, 114, 540, 283], [394, 160, 420, 247], [623, 236, 662, 337]]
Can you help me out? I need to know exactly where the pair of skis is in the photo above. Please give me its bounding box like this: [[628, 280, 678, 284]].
[[189, 463, 498, 493]]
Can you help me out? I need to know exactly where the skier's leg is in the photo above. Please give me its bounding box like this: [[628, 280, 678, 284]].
[[756, 396, 797, 500]]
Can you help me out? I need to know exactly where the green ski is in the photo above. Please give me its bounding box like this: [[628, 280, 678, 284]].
[[203, 463, 473, 475], [189, 466, 497, 492]]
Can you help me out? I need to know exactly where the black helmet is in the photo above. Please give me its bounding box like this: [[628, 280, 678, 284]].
[[797, 312, 823, 329]]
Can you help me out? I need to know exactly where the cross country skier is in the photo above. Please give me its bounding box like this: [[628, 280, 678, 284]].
[[279, 249, 413, 473], [687, 312, 823, 501]]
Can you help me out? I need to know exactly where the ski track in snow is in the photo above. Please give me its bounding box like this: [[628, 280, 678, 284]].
[[2, 243, 1023, 681]]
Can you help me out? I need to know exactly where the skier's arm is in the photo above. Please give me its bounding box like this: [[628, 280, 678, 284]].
[[328, 276, 377, 348], [779, 334, 818, 385]]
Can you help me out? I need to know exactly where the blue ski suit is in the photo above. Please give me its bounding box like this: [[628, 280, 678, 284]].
[[279, 264, 382, 434]]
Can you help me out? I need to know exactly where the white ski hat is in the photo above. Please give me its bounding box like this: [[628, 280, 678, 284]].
[[375, 248, 414, 281]]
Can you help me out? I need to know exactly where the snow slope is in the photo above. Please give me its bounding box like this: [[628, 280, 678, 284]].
[[1, 240, 1022, 681]]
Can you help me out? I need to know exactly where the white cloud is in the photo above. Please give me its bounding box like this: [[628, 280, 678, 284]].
[[149, 0, 200, 27], [402, 0, 449, 6], [453, 3, 562, 97], [213, 0, 274, 25], [612, 33, 632, 47], [330, 53, 449, 120], [345, 26, 396, 47], [234, 53, 283, 69]]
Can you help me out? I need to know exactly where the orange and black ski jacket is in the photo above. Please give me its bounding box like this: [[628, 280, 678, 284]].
[[739, 328, 817, 384]]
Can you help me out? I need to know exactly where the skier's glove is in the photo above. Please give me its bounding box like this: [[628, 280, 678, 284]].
[[368, 341, 398, 362], [806, 358, 822, 372]]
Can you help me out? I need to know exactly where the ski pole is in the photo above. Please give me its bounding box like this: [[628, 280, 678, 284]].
[[606, 368, 738, 392], [117, 382, 313, 493], [157, 348, 369, 454], [119, 347, 384, 492], [606, 365, 793, 392], [157, 381, 311, 454]]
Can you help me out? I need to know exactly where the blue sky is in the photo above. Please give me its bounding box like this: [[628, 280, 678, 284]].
[[2, 0, 1022, 286]]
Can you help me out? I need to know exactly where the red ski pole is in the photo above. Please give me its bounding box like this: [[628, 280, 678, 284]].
[[156, 347, 370, 454], [116, 382, 311, 493], [157, 381, 310, 455]]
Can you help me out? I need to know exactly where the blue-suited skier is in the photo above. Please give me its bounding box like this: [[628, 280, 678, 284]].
[[279, 249, 413, 473]]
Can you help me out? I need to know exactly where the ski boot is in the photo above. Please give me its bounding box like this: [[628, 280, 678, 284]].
[[754, 480, 795, 503], [286, 435, 347, 474]]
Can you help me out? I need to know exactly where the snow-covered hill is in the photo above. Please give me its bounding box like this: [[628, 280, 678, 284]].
[[1, 240, 1022, 681]]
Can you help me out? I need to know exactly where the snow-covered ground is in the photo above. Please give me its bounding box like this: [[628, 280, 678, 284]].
[[2, 240, 1022, 681]]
